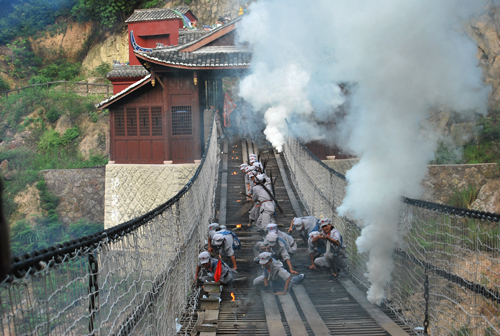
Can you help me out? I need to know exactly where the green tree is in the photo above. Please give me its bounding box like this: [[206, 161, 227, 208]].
[[72, 0, 142, 27]]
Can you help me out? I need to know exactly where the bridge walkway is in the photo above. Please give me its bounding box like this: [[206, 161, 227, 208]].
[[212, 139, 414, 336]]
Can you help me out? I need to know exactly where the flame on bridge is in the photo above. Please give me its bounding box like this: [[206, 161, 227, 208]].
[[231, 172, 237, 175], [236, 224, 242, 228], [231, 292, 235, 301]]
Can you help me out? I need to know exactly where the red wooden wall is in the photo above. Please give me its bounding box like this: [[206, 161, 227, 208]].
[[110, 74, 201, 164]]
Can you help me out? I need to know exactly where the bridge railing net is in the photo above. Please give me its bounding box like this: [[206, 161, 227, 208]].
[[0, 117, 220, 336], [283, 129, 500, 336]]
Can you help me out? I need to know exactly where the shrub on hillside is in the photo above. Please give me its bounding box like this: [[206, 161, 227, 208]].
[[46, 107, 62, 123], [38, 126, 80, 152], [5, 39, 43, 79], [91, 62, 112, 77], [28, 75, 51, 85], [0, 77, 9, 92], [39, 60, 82, 81], [10, 217, 103, 256]]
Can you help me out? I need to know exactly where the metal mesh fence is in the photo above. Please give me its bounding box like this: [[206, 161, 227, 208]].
[[0, 117, 219, 336], [283, 126, 500, 335]]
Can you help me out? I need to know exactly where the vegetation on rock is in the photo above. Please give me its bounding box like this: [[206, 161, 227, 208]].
[[0, 86, 107, 254]]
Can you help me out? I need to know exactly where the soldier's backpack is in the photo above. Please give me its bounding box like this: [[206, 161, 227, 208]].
[[219, 230, 242, 250]]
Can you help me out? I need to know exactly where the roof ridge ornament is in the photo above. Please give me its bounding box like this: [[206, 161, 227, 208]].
[[130, 31, 153, 53]]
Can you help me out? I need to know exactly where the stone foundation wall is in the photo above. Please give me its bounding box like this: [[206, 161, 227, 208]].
[[104, 164, 199, 229], [422, 164, 499, 204], [41, 167, 106, 224], [322, 159, 499, 204]]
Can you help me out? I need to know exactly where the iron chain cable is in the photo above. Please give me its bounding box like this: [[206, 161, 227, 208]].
[[0, 116, 220, 336], [283, 121, 499, 336]]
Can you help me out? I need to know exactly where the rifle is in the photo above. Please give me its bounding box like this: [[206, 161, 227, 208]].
[[269, 170, 276, 197], [254, 178, 284, 214], [238, 191, 254, 201]]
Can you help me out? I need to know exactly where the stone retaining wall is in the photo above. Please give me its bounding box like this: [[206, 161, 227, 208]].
[[422, 163, 499, 204], [104, 164, 199, 229], [322, 159, 499, 204], [41, 167, 106, 224]]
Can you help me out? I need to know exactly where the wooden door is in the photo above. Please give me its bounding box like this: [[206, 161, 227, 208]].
[[169, 93, 199, 163], [111, 106, 164, 163]]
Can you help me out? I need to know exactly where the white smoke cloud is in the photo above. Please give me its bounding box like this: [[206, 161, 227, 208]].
[[238, 0, 490, 304]]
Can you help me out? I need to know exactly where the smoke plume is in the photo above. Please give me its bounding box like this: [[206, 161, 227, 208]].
[[238, 0, 490, 304]]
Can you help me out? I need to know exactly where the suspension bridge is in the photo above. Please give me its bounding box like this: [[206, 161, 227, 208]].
[[1, 117, 499, 336]]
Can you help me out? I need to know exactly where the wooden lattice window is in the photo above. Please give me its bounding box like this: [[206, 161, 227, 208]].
[[139, 107, 150, 136], [126, 108, 138, 136], [151, 107, 162, 136], [171, 106, 192, 136], [114, 108, 125, 136]]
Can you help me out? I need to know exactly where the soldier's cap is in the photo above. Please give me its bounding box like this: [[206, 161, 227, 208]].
[[219, 224, 227, 231], [249, 153, 257, 159], [266, 232, 278, 246], [198, 251, 211, 264], [256, 174, 266, 182], [239, 163, 248, 170], [266, 223, 278, 231], [213, 233, 225, 245], [258, 252, 273, 265], [319, 218, 332, 228], [293, 217, 304, 227], [309, 231, 321, 238], [208, 223, 219, 231]]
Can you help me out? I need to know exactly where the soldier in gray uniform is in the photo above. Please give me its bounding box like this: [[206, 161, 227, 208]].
[[252, 174, 275, 232], [253, 252, 305, 295], [288, 216, 319, 243], [195, 251, 234, 285], [208, 223, 220, 240], [210, 233, 237, 271], [253, 223, 297, 257], [265, 232, 298, 274], [318, 218, 347, 278], [307, 231, 329, 270]]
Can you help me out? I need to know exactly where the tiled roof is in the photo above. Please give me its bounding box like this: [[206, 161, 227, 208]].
[[178, 30, 210, 45], [106, 65, 149, 79], [135, 16, 251, 68], [138, 48, 251, 68], [96, 74, 151, 108], [125, 6, 190, 23]]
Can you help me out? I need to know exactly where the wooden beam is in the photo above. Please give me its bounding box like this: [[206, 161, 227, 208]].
[[292, 285, 331, 336], [277, 293, 308, 336], [261, 292, 287, 336], [338, 277, 410, 336]]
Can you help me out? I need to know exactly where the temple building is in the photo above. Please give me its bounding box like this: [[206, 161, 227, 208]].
[[98, 7, 249, 164]]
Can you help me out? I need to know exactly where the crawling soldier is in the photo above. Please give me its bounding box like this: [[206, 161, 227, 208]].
[[195, 251, 234, 285], [253, 252, 305, 295]]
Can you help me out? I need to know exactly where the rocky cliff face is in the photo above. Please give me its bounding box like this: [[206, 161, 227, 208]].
[[82, 28, 129, 73], [468, 6, 500, 110], [30, 20, 94, 63]]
